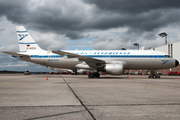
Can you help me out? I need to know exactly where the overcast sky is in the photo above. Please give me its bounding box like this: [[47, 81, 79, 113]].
[[1, 0, 180, 71]]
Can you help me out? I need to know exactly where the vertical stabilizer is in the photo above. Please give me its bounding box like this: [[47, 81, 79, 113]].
[[16, 26, 43, 52]]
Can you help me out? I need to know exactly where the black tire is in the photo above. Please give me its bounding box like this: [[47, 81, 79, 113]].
[[94, 72, 100, 78], [88, 73, 94, 78]]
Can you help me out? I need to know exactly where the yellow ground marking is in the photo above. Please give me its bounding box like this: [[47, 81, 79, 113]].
[[131, 85, 165, 87], [84, 84, 118, 87], [0, 83, 66, 86], [0, 84, 29, 86], [40, 84, 67, 86]]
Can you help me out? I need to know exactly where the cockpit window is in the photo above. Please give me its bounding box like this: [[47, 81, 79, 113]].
[[165, 55, 171, 58]]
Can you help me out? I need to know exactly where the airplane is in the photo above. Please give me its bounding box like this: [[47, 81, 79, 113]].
[[2, 26, 179, 78]]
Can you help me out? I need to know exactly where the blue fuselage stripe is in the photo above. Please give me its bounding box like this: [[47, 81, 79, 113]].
[[30, 55, 165, 58], [19, 42, 36, 44]]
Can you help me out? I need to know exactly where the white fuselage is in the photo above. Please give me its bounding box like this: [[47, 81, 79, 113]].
[[18, 50, 176, 70]]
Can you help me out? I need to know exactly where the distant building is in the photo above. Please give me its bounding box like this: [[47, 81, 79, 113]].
[[155, 41, 180, 74]]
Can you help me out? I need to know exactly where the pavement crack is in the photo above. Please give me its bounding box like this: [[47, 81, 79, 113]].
[[60, 75, 96, 120]]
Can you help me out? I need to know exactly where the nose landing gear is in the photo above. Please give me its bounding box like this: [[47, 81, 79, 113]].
[[148, 69, 160, 79]]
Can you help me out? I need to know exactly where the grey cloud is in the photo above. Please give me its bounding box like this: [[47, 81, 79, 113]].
[[65, 31, 85, 39], [83, 0, 180, 14], [82, 0, 180, 43], [0, 0, 29, 24], [0, 29, 5, 32], [0, 0, 85, 39], [1, 0, 180, 42]]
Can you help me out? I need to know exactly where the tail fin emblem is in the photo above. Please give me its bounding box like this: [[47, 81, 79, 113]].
[[18, 34, 28, 41]]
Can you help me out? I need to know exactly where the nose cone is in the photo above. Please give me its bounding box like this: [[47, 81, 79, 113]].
[[175, 60, 179, 67]]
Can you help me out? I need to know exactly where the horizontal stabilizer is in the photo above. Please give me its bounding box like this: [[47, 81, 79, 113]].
[[2, 51, 30, 58]]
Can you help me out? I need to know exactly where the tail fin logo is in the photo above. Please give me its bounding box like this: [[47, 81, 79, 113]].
[[18, 34, 28, 41]]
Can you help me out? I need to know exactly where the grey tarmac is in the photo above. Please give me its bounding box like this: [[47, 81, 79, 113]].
[[0, 74, 180, 120]]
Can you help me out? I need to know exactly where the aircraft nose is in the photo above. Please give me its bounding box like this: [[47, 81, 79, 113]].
[[175, 60, 179, 67]]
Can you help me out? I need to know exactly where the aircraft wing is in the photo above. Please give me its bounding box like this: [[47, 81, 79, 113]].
[[52, 50, 105, 67], [2, 51, 30, 58]]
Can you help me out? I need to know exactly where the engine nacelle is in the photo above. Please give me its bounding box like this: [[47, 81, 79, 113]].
[[105, 64, 123, 75]]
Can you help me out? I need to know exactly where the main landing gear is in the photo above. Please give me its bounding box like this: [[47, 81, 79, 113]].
[[148, 69, 160, 79], [88, 72, 100, 78], [72, 69, 77, 75]]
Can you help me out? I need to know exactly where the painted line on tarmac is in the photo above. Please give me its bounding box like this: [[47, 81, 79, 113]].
[[84, 84, 118, 87], [0, 84, 67, 86], [40, 84, 66, 86], [131, 85, 165, 87], [0, 84, 29, 86]]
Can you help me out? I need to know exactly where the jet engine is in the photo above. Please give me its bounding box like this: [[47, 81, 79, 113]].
[[105, 64, 123, 75]]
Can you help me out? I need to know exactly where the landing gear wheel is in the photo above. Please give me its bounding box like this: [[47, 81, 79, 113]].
[[94, 72, 100, 78], [88, 73, 94, 78]]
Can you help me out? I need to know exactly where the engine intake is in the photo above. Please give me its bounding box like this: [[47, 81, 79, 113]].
[[105, 64, 123, 75]]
